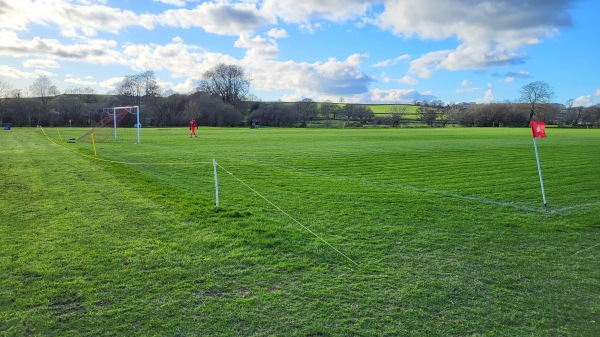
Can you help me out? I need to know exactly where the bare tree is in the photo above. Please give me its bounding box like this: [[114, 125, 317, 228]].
[[518, 81, 554, 122], [294, 98, 318, 127], [113, 71, 159, 106], [29, 75, 60, 125], [199, 64, 250, 107], [0, 78, 12, 125], [139, 70, 160, 105]]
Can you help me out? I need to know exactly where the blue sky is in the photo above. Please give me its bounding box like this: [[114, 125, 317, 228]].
[[1, 0, 598, 106]]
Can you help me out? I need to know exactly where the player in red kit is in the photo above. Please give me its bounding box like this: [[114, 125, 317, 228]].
[[189, 118, 198, 138]]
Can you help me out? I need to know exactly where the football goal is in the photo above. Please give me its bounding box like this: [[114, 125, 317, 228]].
[[79, 106, 141, 143]]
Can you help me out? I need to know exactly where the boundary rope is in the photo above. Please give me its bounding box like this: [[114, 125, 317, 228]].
[[216, 162, 360, 267], [39, 127, 358, 266], [226, 157, 600, 215]]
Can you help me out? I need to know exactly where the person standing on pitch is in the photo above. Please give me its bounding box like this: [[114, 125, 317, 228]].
[[189, 118, 198, 138]]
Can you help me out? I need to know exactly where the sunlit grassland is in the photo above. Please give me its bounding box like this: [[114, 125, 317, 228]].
[[365, 104, 421, 115], [1, 126, 599, 336]]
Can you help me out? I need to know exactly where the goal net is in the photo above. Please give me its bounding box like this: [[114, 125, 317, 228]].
[[79, 106, 141, 143]]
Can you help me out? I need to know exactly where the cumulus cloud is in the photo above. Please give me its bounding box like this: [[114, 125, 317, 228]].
[[0, 65, 39, 79], [157, 2, 271, 35], [0, 1, 153, 37], [122, 37, 238, 79], [475, 82, 495, 103], [572, 95, 593, 107], [0, 30, 123, 64], [399, 75, 418, 85], [235, 34, 279, 59], [64, 74, 97, 86], [1, 1, 268, 38], [377, 0, 574, 77], [0, 0, 584, 102], [266, 28, 289, 39], [23, 59, 60, 69], [247, 54, 374, 99]]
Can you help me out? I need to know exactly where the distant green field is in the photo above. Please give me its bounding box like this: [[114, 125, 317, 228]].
[[1, 126, 599, 336], [365, 104, 421, 115]]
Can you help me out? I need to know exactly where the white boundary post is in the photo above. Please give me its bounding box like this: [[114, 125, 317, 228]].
[[113, 107, 117, 140], [135, 106, 140, 144], [213, 159, 219, 207]]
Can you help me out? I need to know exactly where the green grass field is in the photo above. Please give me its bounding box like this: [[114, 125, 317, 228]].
[[365, 104, 421, 115], [1, 126, 599, 336]]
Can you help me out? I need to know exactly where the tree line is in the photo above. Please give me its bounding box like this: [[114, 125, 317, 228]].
[[1, 70, 599, 128]]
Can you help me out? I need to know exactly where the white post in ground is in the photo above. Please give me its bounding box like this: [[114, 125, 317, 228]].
[[135, 106, 140, 144], [113, 107, 117, 140], [213, 159, 219, 207], [532, 137, 547, 211]]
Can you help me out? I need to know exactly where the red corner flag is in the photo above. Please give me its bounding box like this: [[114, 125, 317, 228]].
[[530, 121, 547, 138]]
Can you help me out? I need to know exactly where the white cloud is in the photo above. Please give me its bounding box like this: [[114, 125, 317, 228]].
[[372, 54, 410, 67], [235, 34, 279, 60], [378, 0, 573, 77], [23, 59, 60, 69], [99, 76, 124, 89], [266, 28, 289, 39], [457, 79, 480, 93], [399, 75, 418, 85], [572, 95, 593, 107], [595, 89, 600, 97], [0, 0, 583, 103], [1, 1, 269, 38], [0, 1, 153, 37], [475, 82, 494, 103], [0, 65, 38, 79], [157, 2, 271, 36], [121, 38, 236, 79], [64, 75, 97, 86], [0, 30, 123, 64], [246, 54, 374, 99], [408, 50, 451, 78]]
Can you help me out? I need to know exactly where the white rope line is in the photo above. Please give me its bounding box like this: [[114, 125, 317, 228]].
[[39, 126, 212, 166], [216, 162, 360, 267], [571, 242, 600, 256], [231, 157, 600, 215]]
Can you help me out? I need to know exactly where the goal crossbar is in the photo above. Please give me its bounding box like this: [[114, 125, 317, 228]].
[[79, 105, 140, 143]]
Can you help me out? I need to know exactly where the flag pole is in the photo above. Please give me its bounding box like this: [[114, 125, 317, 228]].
[[532, 137, 547, 212]]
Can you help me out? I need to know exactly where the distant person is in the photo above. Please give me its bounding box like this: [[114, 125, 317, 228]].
[[189, 118, 198, 138]]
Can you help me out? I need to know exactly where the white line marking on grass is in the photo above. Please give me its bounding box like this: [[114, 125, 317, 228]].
[[216, 162, 360, 267], [572, 242, 600, 256], [233, 157, 598, 214], [550, 202, 600, 213]]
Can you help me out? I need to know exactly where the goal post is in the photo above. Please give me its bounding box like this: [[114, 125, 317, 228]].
[[104, 106, 141, 144], [79, 105, 141, 143]]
